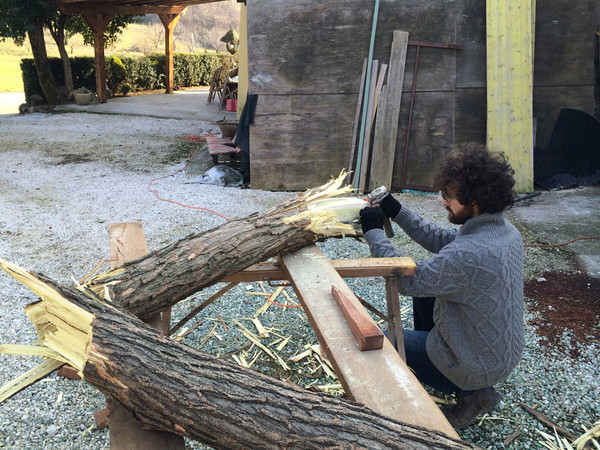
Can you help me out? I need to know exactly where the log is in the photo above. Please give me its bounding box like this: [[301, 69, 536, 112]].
[[0, 261, 476, 449], [86, 172, 359, 320]]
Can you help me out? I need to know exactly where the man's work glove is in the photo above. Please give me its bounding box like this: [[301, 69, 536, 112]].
[[379, 194, 402, 219], [360, 207, 385, 234]]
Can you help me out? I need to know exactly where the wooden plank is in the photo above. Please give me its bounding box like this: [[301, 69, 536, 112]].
[[357, 62, 387, 191], [249, 94, 357, 191], [357, 60, 379, 193], [369, 31, 409, 191], [107, 223, 184, 449], [108, 223, 149, 269], [385, 277, 406, 361], [346, 58, 368, 184], [331, 286, 384, 351], [222, 256, 416, 283], [486, 0, 534, 192], [280, 245, 459, 439]]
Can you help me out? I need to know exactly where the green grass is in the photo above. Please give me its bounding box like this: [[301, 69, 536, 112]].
[[0, 53, 27, 92], [0, 24, 161, 93]]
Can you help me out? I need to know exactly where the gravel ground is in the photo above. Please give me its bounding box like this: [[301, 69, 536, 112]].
[[0, 112, 598, 449]]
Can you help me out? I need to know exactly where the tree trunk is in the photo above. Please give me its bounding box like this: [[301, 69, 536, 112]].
[[18, 270, 476, 450], [47, 14, 73, 94], [27, 22, 65, 105], [87, 176, 358, 320]]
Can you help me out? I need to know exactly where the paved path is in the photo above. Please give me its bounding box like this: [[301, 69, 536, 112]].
[[56, 87, 226, 122], [512, 186, 600, 278], [1, 88, 226, 123], [0, 93, 25, 115]]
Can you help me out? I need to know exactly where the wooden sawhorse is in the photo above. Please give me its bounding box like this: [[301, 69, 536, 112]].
[[171, 243, 458, 439]]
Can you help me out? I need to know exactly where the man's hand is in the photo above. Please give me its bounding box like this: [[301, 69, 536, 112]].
[[360, 207, 385, 234], [379, 194, 402, 219]]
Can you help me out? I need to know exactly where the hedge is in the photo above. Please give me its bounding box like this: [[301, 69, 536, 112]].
[[21, 52, 238, 104]]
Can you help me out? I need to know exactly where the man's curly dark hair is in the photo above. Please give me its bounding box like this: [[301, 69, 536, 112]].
[[433, 142, 516, 214]]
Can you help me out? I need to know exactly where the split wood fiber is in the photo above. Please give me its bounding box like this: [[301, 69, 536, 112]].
[[0, 261, 476, 449]]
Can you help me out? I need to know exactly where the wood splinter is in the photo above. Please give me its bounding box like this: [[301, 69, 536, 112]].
[[331, 286, 384, 351]]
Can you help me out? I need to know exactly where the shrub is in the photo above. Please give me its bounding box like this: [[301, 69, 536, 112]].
[[107, 56, 128, 94], [21, 52, 238, 102], [119, 83, 132, 95]]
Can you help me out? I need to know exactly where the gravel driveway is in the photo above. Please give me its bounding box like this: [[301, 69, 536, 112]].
[[0, 112, 598, 449]]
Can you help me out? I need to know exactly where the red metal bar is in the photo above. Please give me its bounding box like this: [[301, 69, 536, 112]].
[[408, 40, 464, 50], [398, 40, 463, 189]]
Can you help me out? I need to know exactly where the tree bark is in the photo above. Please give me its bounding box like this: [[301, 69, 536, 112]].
[[28, 273, 477, 450], [87, 180, 357, 321], [27, 22, 65, 105], [47, 14, 73, 94]]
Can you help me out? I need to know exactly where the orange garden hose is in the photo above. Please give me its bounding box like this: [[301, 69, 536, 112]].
[[147, 134, 231, 221]]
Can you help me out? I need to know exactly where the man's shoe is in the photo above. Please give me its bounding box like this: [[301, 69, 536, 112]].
[[441, 387, 501, 429]]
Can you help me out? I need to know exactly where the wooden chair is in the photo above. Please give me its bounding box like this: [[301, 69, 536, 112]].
[[219, 67, 239, 110], [207, 66, 224, 103]]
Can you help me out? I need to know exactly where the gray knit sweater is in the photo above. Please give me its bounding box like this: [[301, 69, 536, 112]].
[[364, 205, 524, 390]]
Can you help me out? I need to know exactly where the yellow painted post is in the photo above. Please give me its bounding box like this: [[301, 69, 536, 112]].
[[237, 3, 248, 120], [486, 0, 535, 193]]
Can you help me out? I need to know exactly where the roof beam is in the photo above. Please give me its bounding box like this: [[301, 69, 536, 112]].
[[56, 4, 187, 15], [48, 0, 224, 15]]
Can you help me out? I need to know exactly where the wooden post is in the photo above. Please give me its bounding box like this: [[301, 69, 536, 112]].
[[106, 223, 184, 449], [486, 0, 535, 193], [81, 13, 114, 104], [385, 276, 406, 361], [159, 8, 186, 94]]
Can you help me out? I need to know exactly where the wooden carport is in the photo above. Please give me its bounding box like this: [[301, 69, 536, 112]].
[[48, 0, 227, 103]]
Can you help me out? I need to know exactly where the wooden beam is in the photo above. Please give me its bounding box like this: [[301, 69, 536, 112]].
[[222, 256, 416, 283], [346, 58, 368, 183], [331, 286, 384, 351], [159, 9, 185, 94], [58, 4, 187, 15], [280, 245, 459, 439], [107, 223, 184, 449], [81, 12, 114, 103]]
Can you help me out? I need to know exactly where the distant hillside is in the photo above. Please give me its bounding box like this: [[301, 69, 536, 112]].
[[0, 1, 240, 93], [144, 1, 241, 53]]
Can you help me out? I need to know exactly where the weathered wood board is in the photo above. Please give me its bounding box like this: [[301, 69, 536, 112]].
[[392, 91, 455, 189], [245, 0, 598, 191], [250, 94, 358, 191], [369, 31, 409, 191], [280, 245, 459, 439], [247, 0, 373, 96]]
